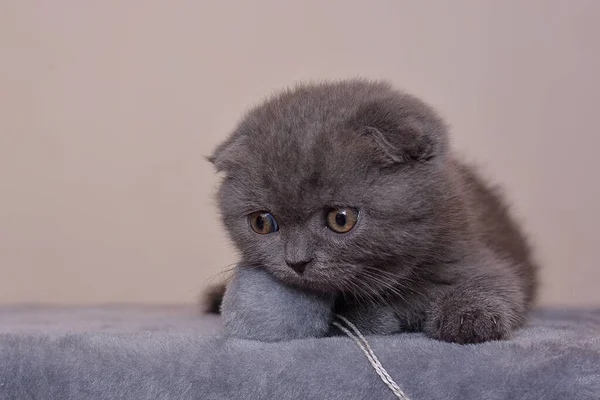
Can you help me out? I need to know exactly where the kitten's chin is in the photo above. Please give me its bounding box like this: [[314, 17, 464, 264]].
[[293, 279, 344, 294], [267, 267, 353, 294]]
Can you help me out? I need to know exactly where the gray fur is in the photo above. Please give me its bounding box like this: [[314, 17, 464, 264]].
[[221, 266, 333, 341], [209, 79, 538, 344], [0, 305, 599, 400]]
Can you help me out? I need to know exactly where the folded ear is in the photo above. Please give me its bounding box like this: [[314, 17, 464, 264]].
[[348, 95, 449, 165], [207, 132, 247, 172]]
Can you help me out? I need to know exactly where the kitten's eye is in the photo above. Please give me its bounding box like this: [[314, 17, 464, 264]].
[[326, 207, 359, 233], [249, 211, 279, 235]]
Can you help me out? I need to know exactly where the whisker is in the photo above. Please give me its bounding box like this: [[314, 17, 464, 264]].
[[355, 269, 409, 302], [203, 263, 262, 284]]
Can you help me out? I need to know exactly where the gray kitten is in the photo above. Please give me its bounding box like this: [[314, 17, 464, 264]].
[[206, 79, 538, 344]]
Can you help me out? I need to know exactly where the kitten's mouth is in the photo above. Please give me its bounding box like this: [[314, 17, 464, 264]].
[[279, 267, 359, 294], [295, 278, 341, 293], [281, 263, 408, 297]]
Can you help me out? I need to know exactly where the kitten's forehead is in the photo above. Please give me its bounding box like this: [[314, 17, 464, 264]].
[[243, 132, 369, 217], [233, 85, 383, 215], [215, 79, 447, 219]]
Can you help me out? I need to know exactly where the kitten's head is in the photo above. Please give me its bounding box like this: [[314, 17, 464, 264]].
[[210, 79, 455, 294]]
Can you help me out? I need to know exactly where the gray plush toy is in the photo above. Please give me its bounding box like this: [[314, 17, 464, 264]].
[[220, 266, 334, 342]]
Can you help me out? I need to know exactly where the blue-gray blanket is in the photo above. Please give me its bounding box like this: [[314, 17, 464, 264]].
[[0, 305, 599, 400]]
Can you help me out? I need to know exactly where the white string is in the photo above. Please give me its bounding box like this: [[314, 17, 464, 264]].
[[332, 315, 409, 400], [332, 314, 410, 400], [334, 315, 398, 385]]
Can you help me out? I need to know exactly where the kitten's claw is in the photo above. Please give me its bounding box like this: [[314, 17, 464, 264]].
[[424, 293, 512, 344]]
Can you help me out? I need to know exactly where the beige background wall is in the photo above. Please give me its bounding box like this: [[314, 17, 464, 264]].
[[1, 1, 598, 305]]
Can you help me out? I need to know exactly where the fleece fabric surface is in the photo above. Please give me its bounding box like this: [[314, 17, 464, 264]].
[[0, 305, 599, 400]]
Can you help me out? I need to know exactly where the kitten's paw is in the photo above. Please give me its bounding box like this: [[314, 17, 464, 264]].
[[424, 293, 512, 344]]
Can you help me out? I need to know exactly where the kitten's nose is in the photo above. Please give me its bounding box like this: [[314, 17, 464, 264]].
[[286, 259, 312, 275]]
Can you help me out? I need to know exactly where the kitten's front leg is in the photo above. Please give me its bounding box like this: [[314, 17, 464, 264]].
[[221, 266, 334, 342], [424, 258, 528, 344]]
